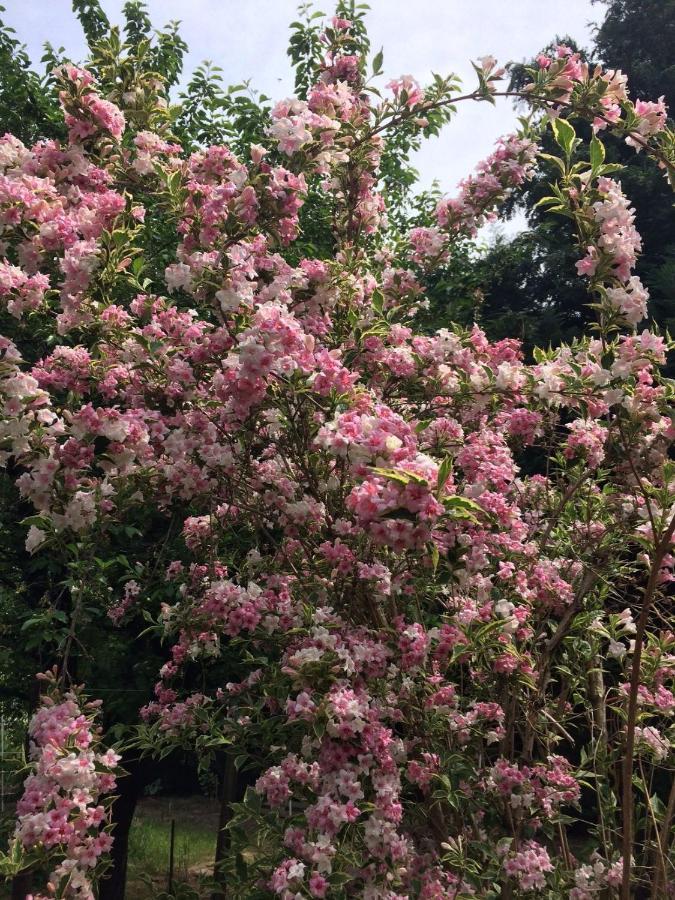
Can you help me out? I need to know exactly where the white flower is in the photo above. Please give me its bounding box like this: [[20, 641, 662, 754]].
[[494, 599, 515, 618], [25, 525, 46, 553], [216, 287, 242, 312], [607, 639, 626, 660]]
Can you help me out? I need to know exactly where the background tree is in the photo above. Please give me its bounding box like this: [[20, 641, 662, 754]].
[[0, 6, 64, 144]]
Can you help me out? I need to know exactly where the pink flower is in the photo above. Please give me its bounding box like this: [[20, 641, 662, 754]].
[[387, 75, 424, 108]]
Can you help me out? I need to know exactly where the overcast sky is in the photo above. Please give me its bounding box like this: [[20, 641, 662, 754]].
[[10, 0, 600, 194]]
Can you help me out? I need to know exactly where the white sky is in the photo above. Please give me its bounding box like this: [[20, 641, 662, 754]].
[[10, 0, 599, 195]]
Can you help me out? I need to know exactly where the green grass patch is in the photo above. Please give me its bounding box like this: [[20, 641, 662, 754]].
[[126, 795, 218, 898]]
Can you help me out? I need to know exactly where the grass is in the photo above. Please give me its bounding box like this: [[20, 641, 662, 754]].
[[125, 795, 219, 898]]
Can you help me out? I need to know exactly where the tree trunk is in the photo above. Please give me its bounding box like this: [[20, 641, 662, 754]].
[[98, 754, 150, 900], [212, 756, 241, 900]]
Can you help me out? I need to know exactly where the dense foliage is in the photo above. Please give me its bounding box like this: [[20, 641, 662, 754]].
[[0, 3, 675, 899]]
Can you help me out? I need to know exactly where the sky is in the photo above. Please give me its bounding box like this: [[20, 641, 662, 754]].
[[9, 0, 600, 196]]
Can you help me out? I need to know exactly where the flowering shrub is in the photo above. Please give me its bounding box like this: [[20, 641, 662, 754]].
[[1, 9, 675, 900], [1, 671, 118, 898]]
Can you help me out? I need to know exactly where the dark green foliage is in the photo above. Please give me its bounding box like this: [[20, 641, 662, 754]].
[[593, 0, 675, 105], [73, 0, 111, 46], [0, 6, 64, 144], [176, 69, 272, 156], [122, 0, 153, 45], [472, 230, 589, 347], [149, 19, 187, 90]]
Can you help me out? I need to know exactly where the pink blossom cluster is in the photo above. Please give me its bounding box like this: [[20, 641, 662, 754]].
[[107, 579, 141, 625], [532, 43, 668, 148], [627, 97, 668, 148], [13, 675, 119, 898], [56, 65, 126, 143], [404, 133, 536, 268], [267, 35, 388, 235], [484, 756, 581, 825], [387, 76, 425, 109], [576, 177, 650, 325], [0, 260, 49, 317], [435, 134, 537, 238], [501, 840, 554, 892], [0, 121, 126, 333]]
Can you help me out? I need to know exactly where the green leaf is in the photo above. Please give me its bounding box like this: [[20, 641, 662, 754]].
[[551, 117, 576, 156], [442, 495, 482, 522], [430, 542, 440, 575], [436, 456, 453, 497], [242, 786, 261, 812], [313, 717, 326, 739], [535, 195, 564, 209], [372, 47, 383, 75], [21, 616, 48, 631], [590, 135, 605, 170], [371, 467, 429, 486]]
